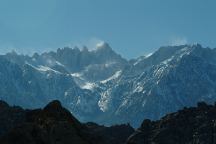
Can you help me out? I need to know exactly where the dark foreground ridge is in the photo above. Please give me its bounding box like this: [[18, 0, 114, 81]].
[[0, 100, 134, 144], [1, 100, 216, 144], [127, 102, 216, 144]]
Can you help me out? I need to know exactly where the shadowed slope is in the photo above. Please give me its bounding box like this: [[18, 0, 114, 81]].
[[0, 100, 134, 144], [127, 102, 216, 144]]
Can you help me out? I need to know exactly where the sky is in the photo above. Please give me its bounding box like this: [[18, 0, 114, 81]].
[[0, 0, 216, 59]]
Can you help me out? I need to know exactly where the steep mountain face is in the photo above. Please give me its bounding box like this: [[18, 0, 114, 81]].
[[0, 42, 127, 123], [4, 42, 127, 82], [0, 56, 102, 122], [0, 100, 134, 144], [1, 43, 216, 127], [127, 102, 216, 144], [97, 44, 216, 127]]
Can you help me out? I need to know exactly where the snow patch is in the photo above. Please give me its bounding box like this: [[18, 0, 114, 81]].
[[25, 63, 62, 74], [71, 73, 82, 78], [162, 56, 174, 65], [101, 70, 122, 84], [133, 85, 144, 93], [98, 89, 112, 112], [145, 53, 153, 58], [133, 58, 143, 66], [142, 100, 147, 107], [81, 82, 96, 90], [37, 65, 62, 74], [179, 47, 193, 58], [133, 53, 153, 66], [56, 61, 65, 67], [76, 96, 81, 105], [96, 41, 106, 48], [64, 91, 68, 97]]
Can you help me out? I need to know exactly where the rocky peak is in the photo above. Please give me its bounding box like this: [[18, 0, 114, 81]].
[[57, 46, 81, 54], [42, 100, 81, 126], [44, 100, 62, 110], [96, 42, 112, 50], [5, 50, 18, 57], [132, 44, 206, 70], [94, 42, 117, 58], [82, 46, 89, 52], [32, 52, 40, 59]]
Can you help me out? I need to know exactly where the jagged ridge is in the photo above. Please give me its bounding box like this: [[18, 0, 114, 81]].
[[1, 43, 216, 127], [1, 100, 216, 144]]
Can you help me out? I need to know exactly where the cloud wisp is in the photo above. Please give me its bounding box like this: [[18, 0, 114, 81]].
[[170, 37, 188, 46], [66, 37, 105, 51], [0, 37, 106, 55]]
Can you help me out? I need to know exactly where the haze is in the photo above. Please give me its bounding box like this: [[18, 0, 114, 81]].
[[0, 0, 216, 58]]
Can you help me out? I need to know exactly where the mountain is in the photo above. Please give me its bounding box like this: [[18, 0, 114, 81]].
[[127, 102, 216, 144], [0, 100, 134, 144], [0, 42, 127, 123], [1, 43, 216, 127], [94, 44, 216, 127], [4, 42, 127, 82], [0, 56, 102, 122]]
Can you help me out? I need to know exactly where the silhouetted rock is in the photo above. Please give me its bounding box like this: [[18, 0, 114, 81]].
[[85, 122, 134, 144], [0, 100, 134, 144], [127, 101, 216, 144], [0, 101, 25, 138], [2, 99, 216, 144]]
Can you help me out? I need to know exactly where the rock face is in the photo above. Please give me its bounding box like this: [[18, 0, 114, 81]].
[[95, 44, 216, 127], [0, 101, 25, 137], [0, 100, 134, 144], [0, 42, 127, 125], [127, 102, 216, 144]]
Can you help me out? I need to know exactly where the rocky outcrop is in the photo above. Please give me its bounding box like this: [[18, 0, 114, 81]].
[[2, 100, 216, 144], [0, 100, 134, 144], [127, 102, 216, 144], [0, 100, 26, 137]]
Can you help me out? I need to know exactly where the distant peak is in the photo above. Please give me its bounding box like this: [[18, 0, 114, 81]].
[[82, 46, 89, 52], [6, 50, 18, 56], [96, 41, 106, 47], [96, 42, 112, 50], [190, 43, 202, 48], [56, 46, 81, 54], [32, 52, 40, 58], [156, 44, 203, 53]]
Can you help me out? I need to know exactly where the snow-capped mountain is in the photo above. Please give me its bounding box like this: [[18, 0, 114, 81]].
[[1, 43, 216, 127], [95, 44, 216, 127]]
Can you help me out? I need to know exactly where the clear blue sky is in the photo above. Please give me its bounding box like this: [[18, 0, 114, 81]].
[[0, 0, 216, 58]]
